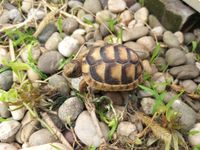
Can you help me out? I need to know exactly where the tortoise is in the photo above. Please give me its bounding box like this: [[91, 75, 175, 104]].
[[64, 44, 143, 91]]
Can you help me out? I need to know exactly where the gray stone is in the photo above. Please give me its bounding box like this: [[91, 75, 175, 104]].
[[141, 98, 155, 115], [74, 111, 109, 147], [68, 1, 83, 8], [150, 26, 164, 39], [136, 36, 155, 52], [81, 14, 94, 23], [169, 65, 200, 79], [172, 100, 197, 129], [94, 30, 102, 41], [58, 97, 84, 124], [185, 53, 196, 64], [38, 23, 57, 43], [21, 46, 41, 63], [163, 31, 180, 48], [96, 10, 116, 23], [194, 77, 200, 83], [21, 0, 33, 13], [0, 70, 13, 91], [45, 32, 62, 51], [99, 0, 108, 8], [99, 23, 110, 37], [174, 31, 184, 44], [37, 51, 63, 74], [124, 0, 136, 7], [188, 123, 200, 147], [0, 143, 18, 150], [165, 48, 186, 66], [27, 68, 41, 81], [124, 42, 149, 59], [180, 80, 197, 93], [119, 10, 133, 25], [117, 121, 137, 140], [108, 0, 126, 13], [83, 0, 102, 14], [0, 102, 10, 118], [0, 10, 9, 24], [48, 74, 70, 96], [8, 9, 22, 23], [148, 14, 162, 28], [0, 120, 21, 142], [29, 129, 57, 146], [134, 7, 149, 22], [28, 8, 46, 20], [21, 143, 67, 150], [184, 32, 196, 44], [130, 3, 142, 12], [154, 57, 167, 71], [62, 18, 79, 35], [122, 26, 149, 42]]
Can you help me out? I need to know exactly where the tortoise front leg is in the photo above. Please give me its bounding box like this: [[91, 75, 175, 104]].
[[79, 79, 87, 93]]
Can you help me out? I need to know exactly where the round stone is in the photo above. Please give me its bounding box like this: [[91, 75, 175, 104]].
[[0, 70, 13, 91], [45, 32, 62, 51], [108, 0, 126, 13], [83, 0, 102, 14], [62, 18, 79, 35], [134, 7, 149, 22], [163, 31, 180, 48]]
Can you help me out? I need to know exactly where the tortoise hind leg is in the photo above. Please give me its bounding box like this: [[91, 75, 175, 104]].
[[79, 79, 88, 93], [63, 60, 82, 78]]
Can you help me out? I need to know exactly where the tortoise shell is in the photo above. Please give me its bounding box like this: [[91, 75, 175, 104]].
[[81, 44, 143, 91]]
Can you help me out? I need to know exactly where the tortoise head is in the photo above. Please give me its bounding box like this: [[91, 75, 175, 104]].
[[63, 60, 82, 78]]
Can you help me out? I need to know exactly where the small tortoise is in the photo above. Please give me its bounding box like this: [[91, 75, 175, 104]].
[[64, 44, 143, 91]]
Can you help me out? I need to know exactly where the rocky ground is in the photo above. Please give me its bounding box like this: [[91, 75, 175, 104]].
[[0, 0, 200, 150]]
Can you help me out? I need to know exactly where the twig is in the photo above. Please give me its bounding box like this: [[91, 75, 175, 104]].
[[40, 112, 73, 150]]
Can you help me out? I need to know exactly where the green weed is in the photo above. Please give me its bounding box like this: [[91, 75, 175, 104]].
[[150, 43, 161, 64], [58, 54, 74, 70], [107, 18, 118, 33], [192, 41, 198, 52], [57, 16, 63, 34]]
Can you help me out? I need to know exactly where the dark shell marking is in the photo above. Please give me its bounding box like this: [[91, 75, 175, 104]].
[[82, 44, 143, 91]]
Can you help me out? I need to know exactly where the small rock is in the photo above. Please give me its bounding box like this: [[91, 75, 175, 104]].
[[174, 31, 184, 44], [142, 60, 152, 74], [9, 106, 26, 120], [63, 131, 75, 144], [129, 3, 142, 12], [117, 121, 137, 140], [0, 10, 9, 24], [58, 36, 80, 57], [0, 120, 21, 142], [185, 53, 196, 64], [29, 129, 57, 146], [154, 57, 167, 72], [141, 98, 155, 115], [194, 77, 200, 83], [28, 8, 46, 20], [21, 46, 41, 63], [58, 97, 84, 125], [148, 15, 162, 28], [138, 90, 152, 98], [72, 34, 85, 45], [0, 102, 10, 118], [0, 143, 19, 150], [124, 0, 136, 7], [152, 72, 168, 92], [169, 65, 200, 79], [165, 48, 186, 66], [81, 14, 94, 23], [37, 51, 64, 74], [72, 29, 86, 36], [108, 0, 126, 13], [188, 123, 200, 147], [96, 10, 116, 23], [48, 113, 64, 130], [104, 92, 124, 105], [119, 10, 133, 25], [48, 74, 70, 96], [163, 31, 180, 48], [137, 36, 155, 52], [21, 0, 33, 13], [94, 29, 102, 41], [83, 0, 102, 14], [122, 26, 149, 42], [21, 143, 67, 150], [0, 70, 13, 91], [68, 1, 83, 8], [70, 77, 83, 91], [9, 9, 22, 23], [106, 106, 126, 120], [134, 7, 149, 22], [163, 91, 177, 103], [99, 23, 110, 37], [124, 42, 149, 59], [184, 32, 196, 44], [150, 26, 164, 39], [85, 32, 94, 41], [196, 62, 200, 71], [180, 80, 197, 93], [74, 111, 109, 147], [27, 68, 41, 82], [38, 23, 57, 43], [45, 32, 62, 51], [62, 18, 79, 35], [172, 100, 197, 129]]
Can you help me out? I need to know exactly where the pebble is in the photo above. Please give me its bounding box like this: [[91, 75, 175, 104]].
[[104, 92, 124, 105], [138, 90, 153, 98], [94, 29, 102, 41], [62, 18, 79, 35], [99, 23, 110, 37], [9, 9, 22, 23], [48, 113, 64, 130], [81, 14, 94, 23], [165, 48, 186, 66], [188, 123, 200, 147], [0, 143, 19, 150], [21, 0, 33, 13], [9, 106, 26, 120], [29, 129, 57, 146], [148, 15, 162, 28], [58, 97, 84, 125], [137, 36, 156, 52], [196, 62, 200, 71], [21, 46, 41, 63], [169, 65, 200, 79], [0, 102, 10, 118], [185, 53, 196, 64], [0, 70, 13, 91], [58, 36, 80, 57], [124, 0, 136, 7], [194, 77, 200, 83], [108, 0, 126, 13], [96, 10, 116, 23], [152, 72, 167, 92], [142, 60, 152, 74], [180, 80, 197, 93], [134, 7, 149, 22], [0, 10, 9, 24], [172, 100, 197, 129], [129, 3, 142, 12], [63, 131, 74, 144], [150, 26, 164, 38], [70, 77, 83, 91], [154, 57, 167, 71], [74, 111, 109, 147], [141, 98, 155, 115], [48, 74, 70, 96], [122, 26, 149, 42], [68, 1, 83, 8], [163, 31, 180, 48], [28, 8, 46, 20], [45, 32, 62, 51], [21, 143, 67, 150], [174, 31, 184, 44], [38, 23, 57, 43], [27, 68, 41, 82], [124, 42, 150, 59], [119, 10, 133, 25], [37, 51, 64, 74], [0, 120, 21, 142], [117, 121, 137, 140], [83, 0, 102, 14], [184, 32, 196, 44]]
